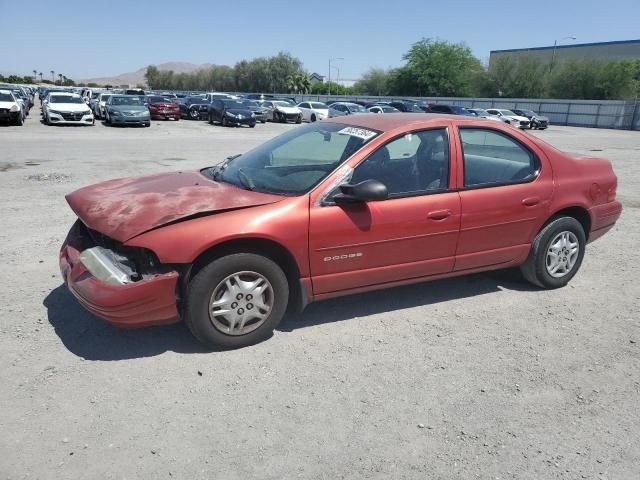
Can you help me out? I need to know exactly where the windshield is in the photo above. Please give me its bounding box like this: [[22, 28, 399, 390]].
[[381, 106, 398, 112], [500, 110, 517, 116], [405, 104, 423, 112], [187, 97, 207, 104], [112, 96, 145, 106], [242, 100, 259, 108], [207, 122, 380, 195], [100, 95, 112, 101], [91, 92, 100, 98], [148, 96, 170, 103], [50, 95, 83, 104], [310, 102, 328, 109], [274, 101, 293, 107], [519, 110, 536, 116], [0, 92, 15, 101]]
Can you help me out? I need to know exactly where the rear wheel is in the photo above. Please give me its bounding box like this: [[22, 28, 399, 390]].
[[184, 253, 289, 349], [520, 216, 586, 289], [310, 114, 316, 122], [296, 115, 302, 124], [189, 107, 200, 120], [221, 116, 227, 127]]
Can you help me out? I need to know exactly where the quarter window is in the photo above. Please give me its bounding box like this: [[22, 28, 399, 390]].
[[460, 128, 538, 187], [351, 129, 450, 196]]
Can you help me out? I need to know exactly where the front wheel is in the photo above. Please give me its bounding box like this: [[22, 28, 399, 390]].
[[310, 114, 316, 122], [520, 216, 586, 289], [184, 253, 289, 349], [189, 107, 200, 120], [296, 115, 302, 124]]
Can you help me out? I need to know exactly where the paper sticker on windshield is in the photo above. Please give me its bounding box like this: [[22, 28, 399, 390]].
[[337, 127, 377, 141]]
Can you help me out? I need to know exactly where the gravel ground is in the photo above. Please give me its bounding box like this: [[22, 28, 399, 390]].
[[1, 104, 638, 480]]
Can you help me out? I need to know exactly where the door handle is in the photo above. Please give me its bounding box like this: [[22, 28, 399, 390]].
[[522, 197, 540, 207], [428, 209, 452, 220]]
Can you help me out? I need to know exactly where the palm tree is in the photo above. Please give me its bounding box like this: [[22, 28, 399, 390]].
[[50, 70, 55, 82], [298, 74, 311, 94], [58, 73, 63, 85], [32, 70, 37, 82], [38, 72, 43, 82]]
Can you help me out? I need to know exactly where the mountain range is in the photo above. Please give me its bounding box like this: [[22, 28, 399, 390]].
[[80, 62, 213, 86]]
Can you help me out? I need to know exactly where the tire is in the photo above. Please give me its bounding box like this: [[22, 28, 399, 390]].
[[261, 120, 266, 124], [520, 216, 586, 289], [208, 113, 213, 125], [105, 113, 111, 125], [296, 115, 302, 124], [145, 122, 151, 127], [221, 116, 227, 127], [15, 115, 24, 126], [184, 253, 289, 349], [189, 107, 200, 120], [310, 114, 316, 122], [250, 123, 255, 128]]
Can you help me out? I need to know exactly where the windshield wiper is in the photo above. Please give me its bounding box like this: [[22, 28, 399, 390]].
[[211, 154, 241, 181], [237, 168, 256, 191]]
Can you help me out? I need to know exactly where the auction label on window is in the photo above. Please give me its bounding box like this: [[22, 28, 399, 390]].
[[337, 127, 377, 141]]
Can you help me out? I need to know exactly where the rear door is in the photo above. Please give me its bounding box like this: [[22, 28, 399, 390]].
[[453, 126, 553, 271]]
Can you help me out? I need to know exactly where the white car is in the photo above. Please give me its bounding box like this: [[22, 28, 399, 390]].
[[93, 92, 113, 119], [467, 108, 503, 122], [260, 100, 302, 123], [44, 92, 94, 126], [0, 89, 24, 125], [296, 101, 329, 122], [485, 108, 530, 129]]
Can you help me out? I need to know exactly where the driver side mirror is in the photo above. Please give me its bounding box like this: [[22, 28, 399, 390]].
[[333, 179, 388, 204]]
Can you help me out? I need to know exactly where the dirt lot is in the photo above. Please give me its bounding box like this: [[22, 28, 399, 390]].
[[1, 106, 638, 480]]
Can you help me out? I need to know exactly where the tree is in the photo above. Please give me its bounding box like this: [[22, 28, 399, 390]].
[[145, 65, 160, 89], [546, 59, 637, 100], [389, 38, 484, 97], [354, 68, 392, 96], [50, 70, 55, 82], [38, 72, 43, 82]]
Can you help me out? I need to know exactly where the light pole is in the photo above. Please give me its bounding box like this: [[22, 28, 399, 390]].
[[328, 57, 343, 96], [550, 36, 577, 70]]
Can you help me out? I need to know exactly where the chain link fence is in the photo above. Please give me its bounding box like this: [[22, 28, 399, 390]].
[[295, 94, 640, 130]]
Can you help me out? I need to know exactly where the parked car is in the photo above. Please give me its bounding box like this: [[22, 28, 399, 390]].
[[388, 100, 424, 113], [10, 87, 31, 115], [259, 100, 302, 123], [179, 96, 211, 120], [58, 114, 622, 349], [367, 105, 400, 114], [104, 95, 150, 127], [145, 95, 180, 120], [296, 101, 328, 122], [240, 99, 268, 123], [328, 102, 368, 117], [93, 93, 112, 119], [511, 109, 550, 130], [43, 92, 94, 126], [208, 98, 256, 127], [467, 108, 503, 122], [0, 89, 24, 125], [426, 104, 474, 116], [125, 88, 146, 96], [485, 109, 530, 128]]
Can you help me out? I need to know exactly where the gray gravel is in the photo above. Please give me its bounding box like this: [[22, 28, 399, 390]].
[[1, 107, 638, 480]]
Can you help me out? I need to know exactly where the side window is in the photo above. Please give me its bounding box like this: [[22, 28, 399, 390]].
[[460, 128, 538, 187], [300, 102, 309, 109], [351, 129, 450, 196]]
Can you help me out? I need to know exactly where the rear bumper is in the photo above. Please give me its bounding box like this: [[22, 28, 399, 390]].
[[588, 201, 622, 243], [59, 224, 180, 328]]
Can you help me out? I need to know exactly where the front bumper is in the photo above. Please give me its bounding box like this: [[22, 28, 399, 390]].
[[225, 115, 256, 126], [0, 109, 21, 121], [150, 109, 180, 120], [59, 222, 180, 328], [48, 111, 94, 125], [110, 114, 150, 125]]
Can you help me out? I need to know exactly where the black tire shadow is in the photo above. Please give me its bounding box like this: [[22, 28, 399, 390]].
[[44, 269, 537, 360], [278, 269, 537, 332], [43, 285, 209, 361]]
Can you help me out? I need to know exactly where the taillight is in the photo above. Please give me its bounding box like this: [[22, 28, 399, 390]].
[[607, 186, 617, 202]]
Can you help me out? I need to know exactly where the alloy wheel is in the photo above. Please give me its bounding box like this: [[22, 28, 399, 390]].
[[545, 231, 580, 278], [208, 271, 274, 336]]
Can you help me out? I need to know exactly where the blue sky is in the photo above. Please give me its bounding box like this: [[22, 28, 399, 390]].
[[3, 0, 639, 80]]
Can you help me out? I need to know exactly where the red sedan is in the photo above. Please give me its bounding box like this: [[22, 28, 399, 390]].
[[59, 114, 622, 349], [145, 95, 180, 120]]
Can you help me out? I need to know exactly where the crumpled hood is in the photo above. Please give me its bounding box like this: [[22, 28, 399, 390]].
[[65, 170, 284, 243]]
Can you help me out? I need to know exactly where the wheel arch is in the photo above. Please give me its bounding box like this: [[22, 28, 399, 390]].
[[183, 237, 305, 314], [546, 205, 592, 240]]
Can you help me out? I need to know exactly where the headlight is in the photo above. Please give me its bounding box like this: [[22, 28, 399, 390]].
[[83, 110, 92, 115], [111, 110, 121, 116], [226, 112, 237, 118], [10, 105, 19, 112], [49, 110, 61, 115]]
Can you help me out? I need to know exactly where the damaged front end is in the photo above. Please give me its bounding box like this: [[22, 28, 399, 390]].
[[59, 220, 181, 328]]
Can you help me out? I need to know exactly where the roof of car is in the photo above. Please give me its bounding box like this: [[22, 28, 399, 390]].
[[49, 92, 76, 96], [0, 89, 14, 94], [324, 112, 473, 131]]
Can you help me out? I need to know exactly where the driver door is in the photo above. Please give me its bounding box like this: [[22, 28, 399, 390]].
[[309, 126, 461, 295]]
